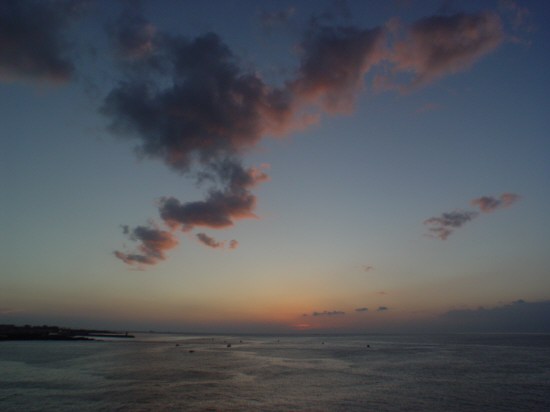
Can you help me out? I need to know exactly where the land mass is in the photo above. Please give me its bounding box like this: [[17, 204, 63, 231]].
[[0, 324, 134, 341]]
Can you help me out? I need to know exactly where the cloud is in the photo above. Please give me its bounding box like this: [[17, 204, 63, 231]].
[[390, 12, 503, 87], [195, 232, 238, 250], [291, 23, 385, 113], [0, 0, 81, 84], [440, 299, 550, 333], [196, 233, 224, 249], [312, 310, 346, 316], [104, 8, 509, 266], [377, 306, 389, 312], [362, 265, 374, 272], [471, 193, 520, 213], [114, 225, 179, 267], [101, 32, 295, 173], [159, 161, 268, 230], [424, 210, 478, 240], [425, 193, 520, 240], [355, 307, 369, 312], [107, 7, 157, 60]]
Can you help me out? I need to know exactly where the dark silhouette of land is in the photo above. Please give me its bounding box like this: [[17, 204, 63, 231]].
[[0, 324, 134, 341]]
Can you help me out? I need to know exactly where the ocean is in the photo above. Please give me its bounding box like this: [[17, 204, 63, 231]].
[[1, 333, 549, 411]]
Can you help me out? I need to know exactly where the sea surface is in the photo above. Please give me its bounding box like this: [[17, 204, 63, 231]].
[[1, 333, 549, 411]]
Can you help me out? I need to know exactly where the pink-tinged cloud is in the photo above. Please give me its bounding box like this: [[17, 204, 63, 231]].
[[390, 12, 503, 87], [291, 24, 386, 113], [114, 225, 178, 266], [159, 161, 266, 230], [425, 193, 520, 240], [471, 193, 520, 213], [196, 233, 239, 250], [196, 233, 224, 249], [106, 8, 509, 267], [424, 210, 479, 240]]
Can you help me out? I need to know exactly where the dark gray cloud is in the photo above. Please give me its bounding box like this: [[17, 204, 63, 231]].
[[471, 193, 520, 213], [102, 32, 294, 172], [391, 12, 503, 87], [107, 7, 156, 60], [440, 300, 550, 333], [424, 210, 478, 240], [312, 310, 346, 316], [0, 0, 81, 83], [377, 306, 389, 312], [355, 307, 368, 312], [114, 225, 178, 266]]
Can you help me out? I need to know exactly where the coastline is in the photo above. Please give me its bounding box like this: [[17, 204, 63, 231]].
[[0, 324, 134, 341]]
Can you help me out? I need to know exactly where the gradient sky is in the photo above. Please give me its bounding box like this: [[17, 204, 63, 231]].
[[1, 0, 549, 333]]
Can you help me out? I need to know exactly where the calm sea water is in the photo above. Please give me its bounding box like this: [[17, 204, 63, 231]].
[[1, 333, 549, 411]]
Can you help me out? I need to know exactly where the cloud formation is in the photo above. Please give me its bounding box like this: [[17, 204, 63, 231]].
[[355, 307, 369, 312], [291, 24, 385, 113], [312, 310, 346, 316], [471, 193, 520, 213], [114, 225, 178, 267], [377, 306, 389, 312], [159, 161, 268, 230], [196, 233, 223, 249], [425, 193, 521, 240], [196, 232, 238, 250], [0, 0, 79, 83], [104, 7, 512, 266], [424, 210, 478, 240], [390, 12, 503, 87]]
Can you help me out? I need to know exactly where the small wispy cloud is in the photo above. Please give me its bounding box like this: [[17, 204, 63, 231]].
[[424, 210, 478, 240], [377, 306, 389, 312], [196, 233, 239, 250], [312, 310, 346, 316], [471, 193, 520, 213], [355, 307, 369, 312], [424, 193, 521, 240]]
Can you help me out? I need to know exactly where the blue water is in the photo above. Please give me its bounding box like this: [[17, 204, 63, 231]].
[[1, 334, 549, 411]]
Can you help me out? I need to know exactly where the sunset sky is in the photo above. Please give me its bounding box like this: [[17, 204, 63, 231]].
[[2, 0, 549, 333]]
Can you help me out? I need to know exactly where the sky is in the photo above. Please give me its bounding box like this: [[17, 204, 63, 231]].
[[1, 0, 550, 333]]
